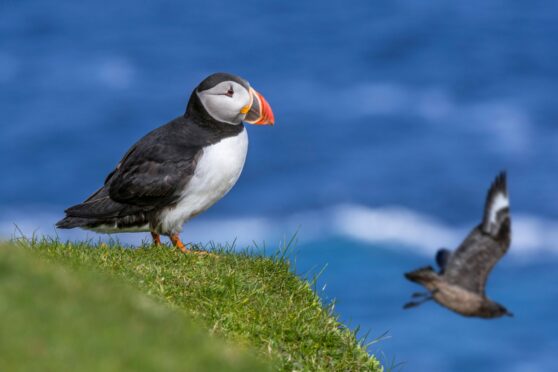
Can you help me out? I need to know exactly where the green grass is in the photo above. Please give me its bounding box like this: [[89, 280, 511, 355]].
[[3, 238, 382, 371], [0, 243, 264, 372]]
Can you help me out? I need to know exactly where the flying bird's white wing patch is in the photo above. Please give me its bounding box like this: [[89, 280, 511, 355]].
[[487, 192, 509, 225], [482, 172, 510, 237]]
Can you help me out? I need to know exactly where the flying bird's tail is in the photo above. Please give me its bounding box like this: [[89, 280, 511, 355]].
[[404, 266, 438, 285], [481, 171, 511, 242], [404, 266, 439, 310]]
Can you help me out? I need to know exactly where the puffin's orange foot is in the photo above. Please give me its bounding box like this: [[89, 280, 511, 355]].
[[170, 234, 188, 253], [169, 234, 213, 256], [151, 232, 161, 246]]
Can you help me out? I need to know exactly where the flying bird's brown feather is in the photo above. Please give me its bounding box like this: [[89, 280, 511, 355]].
[[404, 172, 512, 318], [442, 172, 510, 295]]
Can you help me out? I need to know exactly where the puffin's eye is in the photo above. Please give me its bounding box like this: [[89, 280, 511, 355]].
[[225, 87, 234, 97]]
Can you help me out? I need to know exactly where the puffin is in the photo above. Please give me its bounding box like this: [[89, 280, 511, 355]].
[[56, 72, 274, 253], [403, 172, 513, 318]]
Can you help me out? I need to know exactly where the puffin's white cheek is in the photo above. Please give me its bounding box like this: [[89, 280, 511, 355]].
[[197, 84, 251, 125], [202, 96, 238, 124], [210, 98, 231, 115]]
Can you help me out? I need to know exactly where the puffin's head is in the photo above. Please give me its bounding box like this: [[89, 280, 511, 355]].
[[195, 72, 274, 126]]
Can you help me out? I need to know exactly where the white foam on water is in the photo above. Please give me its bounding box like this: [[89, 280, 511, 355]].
[[331, 204, 463, 255], [329, 204, 558, 257], [1, 204, 557, 256]]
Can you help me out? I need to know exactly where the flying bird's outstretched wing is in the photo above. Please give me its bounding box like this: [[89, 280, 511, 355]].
[[443, 172, 511, 295]]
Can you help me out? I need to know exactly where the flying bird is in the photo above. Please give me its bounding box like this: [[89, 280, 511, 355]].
[[403, 172, 513, 318], [57, 73, 274, 253]]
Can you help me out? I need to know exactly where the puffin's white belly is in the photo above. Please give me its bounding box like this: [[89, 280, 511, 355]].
[[159, 128, 248, 234]]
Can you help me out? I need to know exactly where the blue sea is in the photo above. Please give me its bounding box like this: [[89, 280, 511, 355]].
[[1, 1, 558, 370]]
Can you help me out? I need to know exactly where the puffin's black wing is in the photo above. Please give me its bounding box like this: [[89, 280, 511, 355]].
[[107, 141, 201, 208], [59, 117, 203, 223], [443, 172, 511, 295], [60, 145, 144, 220]]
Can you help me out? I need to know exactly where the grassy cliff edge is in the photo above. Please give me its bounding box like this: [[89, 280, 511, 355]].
[[1, 239, 382, 371]]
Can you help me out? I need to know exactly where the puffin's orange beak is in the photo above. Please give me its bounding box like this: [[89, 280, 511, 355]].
[[244, 87, 275, 125]]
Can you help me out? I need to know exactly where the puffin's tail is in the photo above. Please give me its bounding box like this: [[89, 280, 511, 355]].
[[56, 216, 91, 229], [56, 186, 138, 229], [55, 201, 117, 229]]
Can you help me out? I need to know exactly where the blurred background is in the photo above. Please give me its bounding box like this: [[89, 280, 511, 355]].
[[1, 1, 557, 370]]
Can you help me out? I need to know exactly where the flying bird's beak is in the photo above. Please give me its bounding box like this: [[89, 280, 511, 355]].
[[506, 311, 514, 317], [243, 87, 275, 125]]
